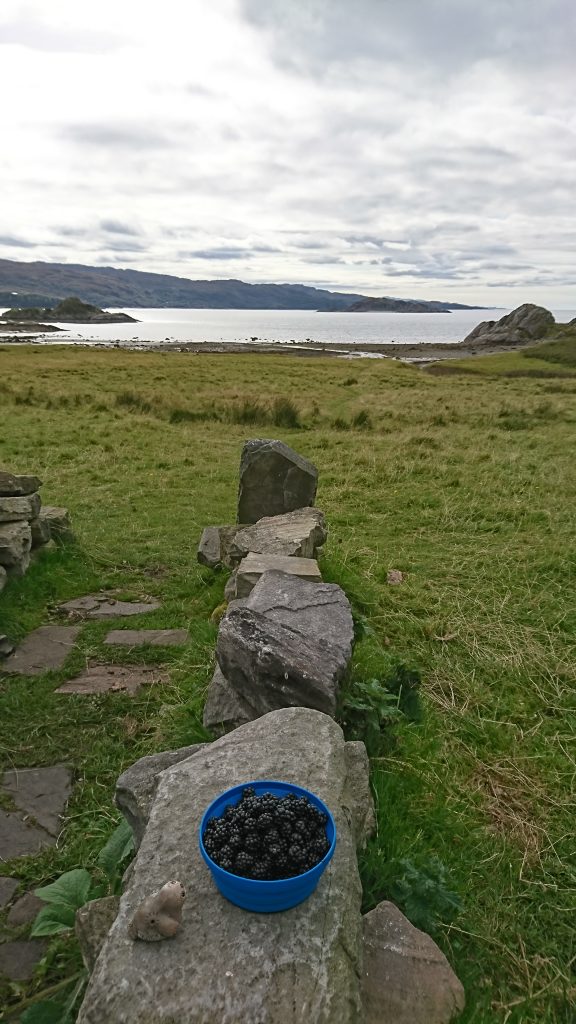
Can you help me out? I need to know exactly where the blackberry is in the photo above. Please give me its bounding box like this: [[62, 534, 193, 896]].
[[235, 851, 254, 875], [244, 832, 260, 853], [242, 786, 256, 801], [243, 815, 257, 831], [256, 813, 274, 832], [288, 843, 306, 867]]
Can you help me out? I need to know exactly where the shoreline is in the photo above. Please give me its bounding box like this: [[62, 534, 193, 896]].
[[0, 333, 532, 362]]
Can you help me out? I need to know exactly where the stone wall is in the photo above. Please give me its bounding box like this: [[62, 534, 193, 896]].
[[0, 471, 73, 592], [76, 439, 464, 1023]]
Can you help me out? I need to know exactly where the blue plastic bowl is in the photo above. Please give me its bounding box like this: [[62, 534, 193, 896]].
[[199, 780, 336, 913]]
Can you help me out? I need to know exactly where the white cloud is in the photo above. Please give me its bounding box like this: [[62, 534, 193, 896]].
[[0, 0, 575, 305]]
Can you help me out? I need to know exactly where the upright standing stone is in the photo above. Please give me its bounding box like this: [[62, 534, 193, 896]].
[[237, 439, 318, 524]]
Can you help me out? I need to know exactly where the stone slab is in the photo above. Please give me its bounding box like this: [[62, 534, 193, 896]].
[[103, 629, 188, 647], [0, 876, 19, 908], [230, 506, 327, 563], [0, 520, 32, 570], [56, 664, 170, 695], [115, 744, 205, 846], [2, 765, 72, 836], [0, 940, 48, 980], [237, 438, 318, 524], [362, 901, 465, 1024], [0, 812, 55, 860], [78, 708, 364, 1024], [7, 891, 44, 927], [235, 552, 322, 598], [0, 634, 15, 658], [58, 594, 161, 619], [1, 625, 81, 676], [0, 493, 41, 523], [0, 472, 42, 497], [202, 665, 253, 736]]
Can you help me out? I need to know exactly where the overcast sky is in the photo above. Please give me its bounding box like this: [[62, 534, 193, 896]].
[[1, 0, 575, 305]]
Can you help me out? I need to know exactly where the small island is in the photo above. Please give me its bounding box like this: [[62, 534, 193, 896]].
[[0, 296, 139, 330]]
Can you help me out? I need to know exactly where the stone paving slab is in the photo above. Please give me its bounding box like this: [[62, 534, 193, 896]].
[[7, 891, 44, 927], [0, 940, 47, 981], [58, 594, 161, 619], [0, 876, 19, 908], [103, 629, 188, 647], [0, 812, 55, 860], [56, 664, 170, 695], [2, 765, 72, 836], [1, 625, 81, 676]]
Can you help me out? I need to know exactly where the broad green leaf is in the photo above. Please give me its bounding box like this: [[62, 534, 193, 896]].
[[31, 903, 77, 937], [21, 1001, 68, 1024], [97, 820, 135, 883], [34, 869, 92, 910]]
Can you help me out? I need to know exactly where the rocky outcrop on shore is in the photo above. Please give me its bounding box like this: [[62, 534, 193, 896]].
[[0, 297, 138, 325], [462, 303, 554, 347]]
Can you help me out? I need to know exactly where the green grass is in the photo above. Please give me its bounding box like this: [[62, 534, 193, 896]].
[[0, 344, 575, 1022]]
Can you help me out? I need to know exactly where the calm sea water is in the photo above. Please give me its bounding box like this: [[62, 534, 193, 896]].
[[2, 307, 575, 348]]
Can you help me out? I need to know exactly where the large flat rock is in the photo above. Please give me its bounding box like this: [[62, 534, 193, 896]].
[[0, 472, 42, 497], [78, 709, 367, 1024], [235, 552, 322, 598], [104, 629, 188, 647], [361, 901, 465, 1023], [0, 493, 41, 523], [216, 574, 353, 719], [1, 625, 81, 676], [58, 594, 161, 619], [2, 765, 72, 835], [237, 439, 318, 524], [56, 664, 169, 695], [230, 507, 327, 563]]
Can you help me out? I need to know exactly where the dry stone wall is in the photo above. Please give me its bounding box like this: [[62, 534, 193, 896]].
[[76, 438, 464, 1023], [0, 470, 74, 590]]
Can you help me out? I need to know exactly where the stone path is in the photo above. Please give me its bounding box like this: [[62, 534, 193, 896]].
[[2, 765, 72, 835], [0, 940, 48, 981], [7, 891, 43, 926], [0, 625, 81, 676], [0, 876, 19, 908], [58, 594, 161, 619], [56, 664, 170, 695], [103, 629, 188, 647]]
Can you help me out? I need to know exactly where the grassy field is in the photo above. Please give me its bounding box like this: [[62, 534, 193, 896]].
[[0, 341, 575, 1022]]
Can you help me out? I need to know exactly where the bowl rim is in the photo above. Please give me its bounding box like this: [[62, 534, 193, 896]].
[[199, 779, 337, 886]]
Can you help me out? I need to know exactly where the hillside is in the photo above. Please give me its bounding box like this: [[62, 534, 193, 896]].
[[0, 258, 480, 312]]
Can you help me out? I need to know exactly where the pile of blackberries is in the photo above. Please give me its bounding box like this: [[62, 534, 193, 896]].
[[202, 787, 331, 880]]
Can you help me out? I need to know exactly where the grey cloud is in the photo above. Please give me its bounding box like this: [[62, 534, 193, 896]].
[[184, 248, 248, 260], [0, 234, 36, 248], [99, 220, 142, 236], [60, 124, 176, 150], [0, 14, 123, 53]]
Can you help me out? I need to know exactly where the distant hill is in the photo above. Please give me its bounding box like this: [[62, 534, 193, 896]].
[[0, 258, 482, 312], [0, 296, 138, 324], [346, 297, 483, 313]]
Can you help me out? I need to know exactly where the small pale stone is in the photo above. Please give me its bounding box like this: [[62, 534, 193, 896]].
[[197, 525, 242, 568], [387, 569, 404, 584], [0, 493, 41, 523], [0, 565, 6, 592], [0, 634, 15, 658], [30, 515, 51, 547]]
